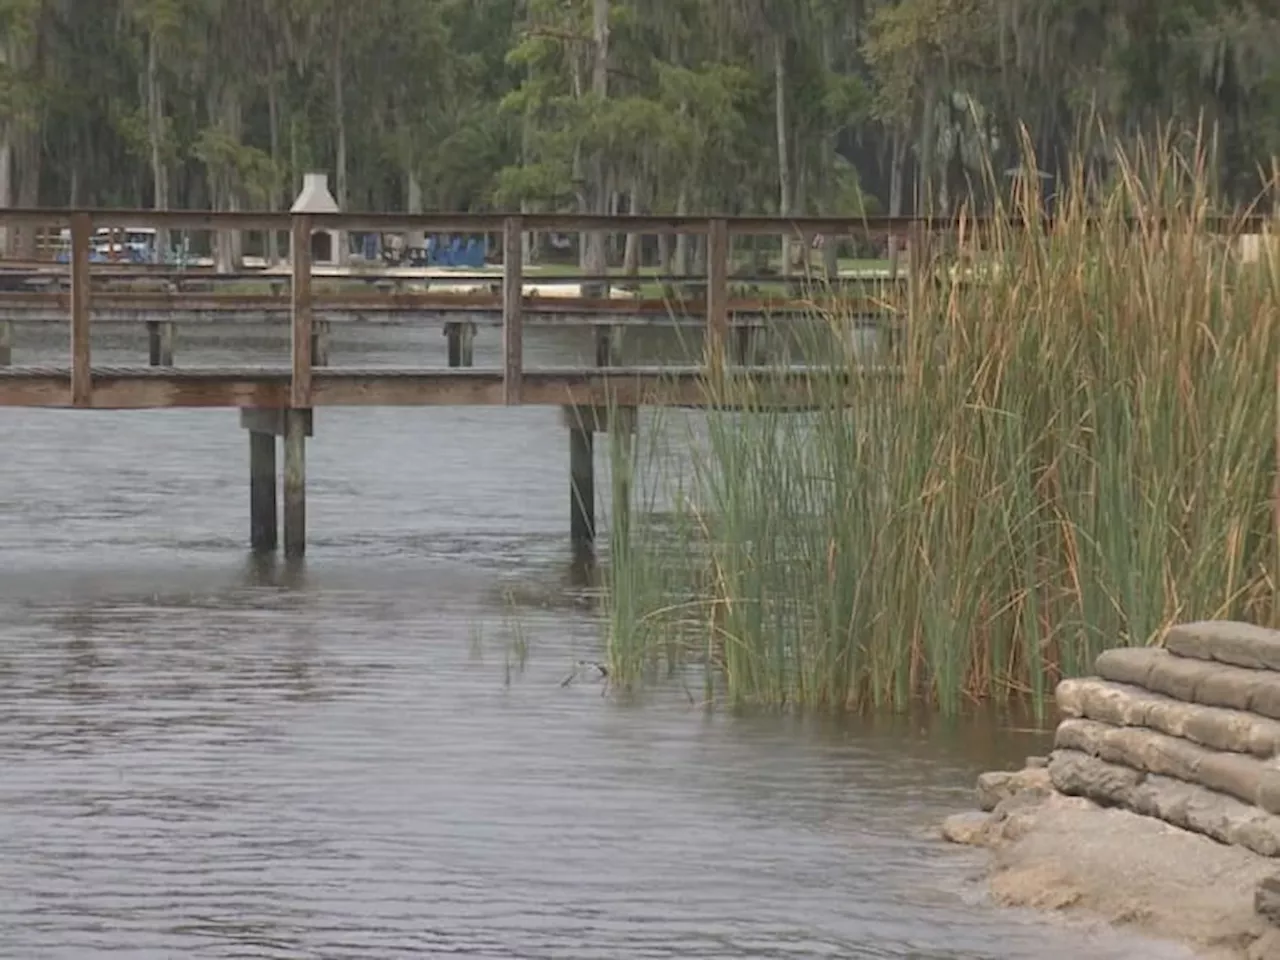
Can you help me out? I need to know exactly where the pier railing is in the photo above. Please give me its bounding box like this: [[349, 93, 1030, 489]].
[[0, 208, 1270, 410], [1, 207, 1270, 557], [0, 209, 920, 408]]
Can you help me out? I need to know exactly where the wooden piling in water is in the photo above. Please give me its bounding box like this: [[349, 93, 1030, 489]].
[[569, 424, 595, 546], [249, 430, 277, 552], [283, 407, 308, 558], [734, 324, 759, 366], [311, 319, 330, 367], [147, 320, 175, 366], [594, 325, 622, 367], [609, 406, 636, 546], [562, 402, 637, 549], [445, 321, 476, 368], [242, 408, 312, 554]]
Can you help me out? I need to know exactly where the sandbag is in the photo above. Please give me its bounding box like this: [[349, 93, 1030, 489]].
[[1094, 646, 1161, 688], [1092, 645, 1280, 720], [1055, 677, 1280, 757], [1166, 621, 1280, 673], [1054, 717, 1280, 816], [1049, 749, 1280, 858]]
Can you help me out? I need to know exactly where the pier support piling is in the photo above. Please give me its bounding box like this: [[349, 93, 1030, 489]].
[[607, 407, 636, 550], [562, 405, 636, 549], [311, 320, 330, 367], [594, 325, 622, 367], [569, 424, 595, 547], [147, 320, 175, 367], [444, 321, 476, 368], [249, 430, 277, 552], [283, 408, 308, 558], [241, 408, 312, 555], [734, 324, 760, 366]]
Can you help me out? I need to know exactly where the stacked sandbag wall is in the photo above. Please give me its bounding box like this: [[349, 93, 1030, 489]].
[[1047, 621, 1280, 858]]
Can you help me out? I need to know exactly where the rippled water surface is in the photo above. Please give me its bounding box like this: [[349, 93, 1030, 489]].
[[0, 326, 1191, 958]]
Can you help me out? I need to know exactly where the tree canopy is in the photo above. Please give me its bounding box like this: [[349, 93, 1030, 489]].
[[0, 0, 1276, 224]]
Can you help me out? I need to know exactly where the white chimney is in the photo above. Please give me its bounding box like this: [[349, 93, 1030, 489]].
[[292, 172, 340, 213], [290, 171, 346, 266]]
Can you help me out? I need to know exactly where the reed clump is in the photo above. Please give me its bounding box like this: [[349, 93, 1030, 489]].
[[603, 144, 1280, 714]]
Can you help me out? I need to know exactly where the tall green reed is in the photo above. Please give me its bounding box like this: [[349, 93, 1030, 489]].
[[603, 140, 1280, 715]]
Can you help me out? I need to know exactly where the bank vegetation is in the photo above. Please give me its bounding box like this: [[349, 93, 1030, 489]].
[[604, 143, 1280, 715]]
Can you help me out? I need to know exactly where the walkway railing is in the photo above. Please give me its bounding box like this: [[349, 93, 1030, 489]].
[[0, 208, 1267, 409]]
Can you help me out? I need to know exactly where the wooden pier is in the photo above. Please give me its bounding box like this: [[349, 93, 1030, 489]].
[[0, 208, 941, 555]]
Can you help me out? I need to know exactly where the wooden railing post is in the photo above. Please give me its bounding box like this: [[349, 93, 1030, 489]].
[[705, 218, 729, 377], [69, 212, 92, 407], [290, 214, 313, 408], [503, 215, 523, 405]]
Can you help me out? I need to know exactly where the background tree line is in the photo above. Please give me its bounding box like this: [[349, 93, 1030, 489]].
[[0, 0, 1277, 248]]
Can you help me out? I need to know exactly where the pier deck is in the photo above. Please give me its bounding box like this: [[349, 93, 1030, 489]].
[[0, 364, 881, 409], [5, 206, 1243, 555]]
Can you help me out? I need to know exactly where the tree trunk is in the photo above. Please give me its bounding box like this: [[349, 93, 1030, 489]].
[[887, 134, 906, 277], [3, 28, 39, 255], [582, 0, 610, 295], [0, 33, 10, 255], [226, 89, 244, 270], [821, 162, 839, 282], [519, 78, 536, 264], [918, 85, 937, 217], [0, 131, 11, 256], [147, 30, 170, 263], [15, 125, 41, 257], [210, 85, 244, 273], [773, 33, 792, 277], [332, 17, 349, 265], [570, 55, 587, 271], [673, 186, 689, 275], [407, 170, 425, 257], [623, 174, 642, 281], [266, 65, 282, 264], [795, 156, 809, 273]]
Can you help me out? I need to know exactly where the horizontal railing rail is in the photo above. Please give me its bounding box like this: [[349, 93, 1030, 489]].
[[0, 290, 892, 313], [0, 208, 1274, 234]]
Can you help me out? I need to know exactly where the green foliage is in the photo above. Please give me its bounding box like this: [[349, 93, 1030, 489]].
[[0, 1, 1276, 226]]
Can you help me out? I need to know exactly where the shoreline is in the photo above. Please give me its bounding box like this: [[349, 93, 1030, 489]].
[[943, 774, 1280, 959]]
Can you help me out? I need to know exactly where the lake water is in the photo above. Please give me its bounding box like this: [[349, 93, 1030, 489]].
[[0, 321, 1190, 957]]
